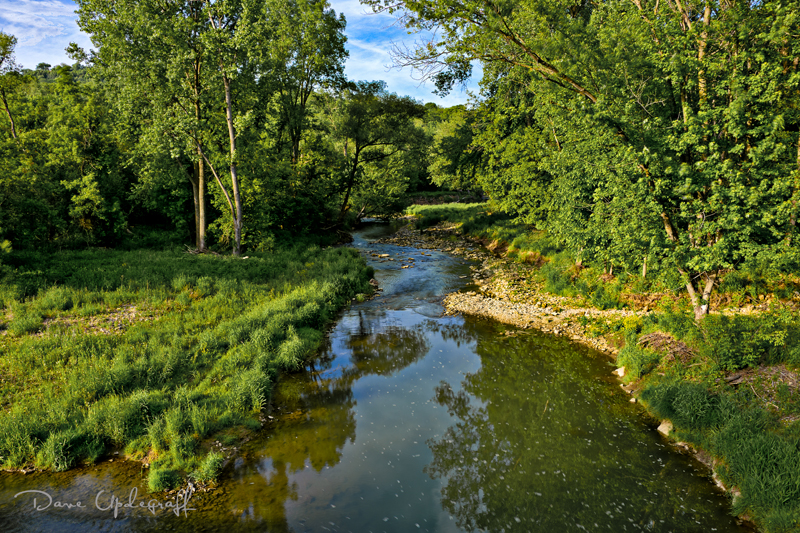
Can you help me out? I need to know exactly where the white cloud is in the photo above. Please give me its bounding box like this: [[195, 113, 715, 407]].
[[0, 0, 91, 68], [328, 0, 480, 106]]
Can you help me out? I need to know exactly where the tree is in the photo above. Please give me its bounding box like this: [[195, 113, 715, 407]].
[[325, 81, 426, 222], [0, 32, 21, 139], [371, 0, 800, 320], [427, 104, 483, 197], [75, 0, 216, 250], [264, 0, 347, 164]]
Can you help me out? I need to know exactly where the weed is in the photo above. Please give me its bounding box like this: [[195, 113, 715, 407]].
[[148, 467, 180, 492], [190, 451, 224, 483]]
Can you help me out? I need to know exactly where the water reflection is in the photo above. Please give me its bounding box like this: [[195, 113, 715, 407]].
[[426, 322, 748, 532]]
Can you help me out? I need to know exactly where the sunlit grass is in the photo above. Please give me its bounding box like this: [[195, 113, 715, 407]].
[[0, 243, 373, 487]]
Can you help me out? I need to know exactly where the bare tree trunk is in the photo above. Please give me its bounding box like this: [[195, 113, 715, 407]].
[[697, 3, 711, 104], [188, 158, 207, 250], [189, 167, 201, 247], [1, 87, 17, 139], [198, 154, 206, 250], [222, 74, 243, 256], [681, 269, 717, 321]]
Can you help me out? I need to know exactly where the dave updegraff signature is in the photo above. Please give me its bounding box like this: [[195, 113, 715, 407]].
[[14, 487, 197, 518]]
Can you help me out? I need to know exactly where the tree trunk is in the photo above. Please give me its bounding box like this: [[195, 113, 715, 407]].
[[1, 87, 17, 139], [188, 157, 207, 250], [338, 146, 360, 223], [222, 74, 243, 256], [189, 167, 200, 247], [682, 270, 717, 321], [198, 154, 206, 250]]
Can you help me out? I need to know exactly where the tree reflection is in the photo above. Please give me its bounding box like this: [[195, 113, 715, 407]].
[[222, 311, 433, 531], [343, 311, 432, 377], [426, 329, 746, 532]]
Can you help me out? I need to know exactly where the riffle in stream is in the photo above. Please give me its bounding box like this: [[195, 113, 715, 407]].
[[0, 222, 751, 532]]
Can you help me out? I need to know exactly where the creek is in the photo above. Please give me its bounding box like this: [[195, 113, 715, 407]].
[[0, 221, 751, 532]]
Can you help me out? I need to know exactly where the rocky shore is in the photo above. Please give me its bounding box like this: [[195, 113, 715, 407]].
[[372, 221, 635, 357]]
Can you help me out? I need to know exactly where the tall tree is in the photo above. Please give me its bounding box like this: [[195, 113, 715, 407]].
[[372, 0, 800, 320], [75, 0, 215, 250], [325, 81, 426, 222], [0, 32, 21, 139], [263, 0, 347, 164]]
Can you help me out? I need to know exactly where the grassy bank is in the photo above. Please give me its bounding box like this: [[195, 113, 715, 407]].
[[0, 242, 373, 491], [619, 310, 800, 532], [408, 202, 800, 532]]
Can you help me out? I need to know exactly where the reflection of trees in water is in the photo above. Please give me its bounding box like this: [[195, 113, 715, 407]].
[[219, 310, 433, 531], [426, 332, 743, 533], [343, 311, 431, 378], [422, 319, 480, 347]]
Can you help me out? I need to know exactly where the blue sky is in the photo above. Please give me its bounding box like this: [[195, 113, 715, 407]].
[[1, 0, 478, 106]]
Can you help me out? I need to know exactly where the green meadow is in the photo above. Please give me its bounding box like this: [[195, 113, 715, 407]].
[[0, 243, 373, 491]]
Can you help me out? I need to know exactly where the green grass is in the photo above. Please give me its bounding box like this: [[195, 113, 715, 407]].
[[640, 376, 800, 532], [0, 242, 373, 489]]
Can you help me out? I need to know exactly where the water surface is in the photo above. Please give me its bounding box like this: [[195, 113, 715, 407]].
[[0, 222, 751, 532]]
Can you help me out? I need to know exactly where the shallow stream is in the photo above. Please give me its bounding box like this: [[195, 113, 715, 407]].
[[0, 222, 751, 532]]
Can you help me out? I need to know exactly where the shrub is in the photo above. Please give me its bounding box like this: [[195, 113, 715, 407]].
[[616, 345, 660, 379], [148, 467, 180, 492]]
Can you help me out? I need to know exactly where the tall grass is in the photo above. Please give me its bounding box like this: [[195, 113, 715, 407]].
[[641, 378, 800, 532], [0, 243, 372, 488]]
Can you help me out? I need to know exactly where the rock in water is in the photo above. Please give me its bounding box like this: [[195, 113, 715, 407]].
[[657, 420, 673, 436]]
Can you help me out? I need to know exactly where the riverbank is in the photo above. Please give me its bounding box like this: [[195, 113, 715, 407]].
[[375, 216, 800, 533], [0, 243, 374, 492], [372, 221, 631, 355]]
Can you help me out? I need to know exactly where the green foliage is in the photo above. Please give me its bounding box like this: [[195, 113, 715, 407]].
[[616, 345, 660, 380], [148, 467, 180, 493], [190, 451, 224, 483], [381, 0, 800, 319], [647, 309, 800, 371], [641, 381, 726, 431], [641, 375, 800, 531]]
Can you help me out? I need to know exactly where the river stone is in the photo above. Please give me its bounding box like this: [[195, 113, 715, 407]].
[[657, 420, 673, 436], [613, 367, 625, 377]]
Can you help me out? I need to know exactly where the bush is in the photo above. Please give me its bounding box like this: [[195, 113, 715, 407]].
[[616, 345, 660, 379], [699, 314, 786, 371], [148, 467, 180, 492]]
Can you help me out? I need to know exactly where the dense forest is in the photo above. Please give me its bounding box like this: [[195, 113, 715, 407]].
[[2, 0, 800, 529], [1, 0, 798, 320]]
